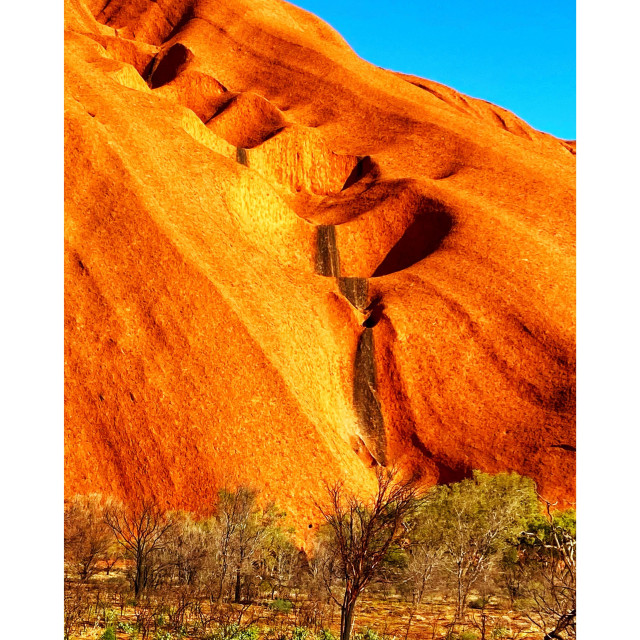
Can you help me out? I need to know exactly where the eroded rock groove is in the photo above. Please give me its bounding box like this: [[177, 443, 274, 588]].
[[315, 225, 340, 277], [353, 328, 386, 465], [236, 147, 248, 166], [338, 277, 368, 310]]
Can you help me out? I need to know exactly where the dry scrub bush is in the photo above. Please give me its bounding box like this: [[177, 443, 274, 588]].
[[425, 472, 539, 623], [513, 505, 576, 639], [62, 473, 576, 640], [316, 467, 424, 640], [65, 494, 117, 581]]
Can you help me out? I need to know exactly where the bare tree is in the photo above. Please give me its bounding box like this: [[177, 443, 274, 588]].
[[159, 511, 209, 587], [214, 486, 259, 602], [64, 494, 114, 581], [258, 521, 298, 599], [519, 501, 576, 640], [307, 527, 340, 606], [103, 499, 173, 598], [316, 467, 423, 640], [64, 579, 90, 640], [401, 501, 445, 640]]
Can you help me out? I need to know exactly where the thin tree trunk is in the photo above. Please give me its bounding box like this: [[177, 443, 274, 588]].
[[234, 569, 242, 603], [217, 563, 227, 603], [234, 546, 245, 603], [544, 608, 575, 640], [341, 593, 357, 640], [135, 556, 143, 598]]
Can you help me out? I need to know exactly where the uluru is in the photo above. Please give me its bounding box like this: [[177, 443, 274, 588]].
[[64, 0, 576, 533]]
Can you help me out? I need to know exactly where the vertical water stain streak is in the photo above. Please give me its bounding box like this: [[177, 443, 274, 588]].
[[353, 327, 386, 465], [338, 277, 368, 310], [315, 225, 387, 464], [236, 147, 248, 166], [315, 225, 340, 276]]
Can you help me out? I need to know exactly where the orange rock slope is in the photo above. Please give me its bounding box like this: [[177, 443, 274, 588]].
[[64, 0, 576, 531]]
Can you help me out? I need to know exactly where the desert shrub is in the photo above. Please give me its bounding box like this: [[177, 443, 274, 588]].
[[206, 624, 260, 640], [353, 628, 386, 640], [490, 629, 508, 639], [103, 608, 119, 627], [64, 580, 90, 640], [427, 471, 539, 620], [269, 598, 293, 614], [238, 626, 260, 640], [101, 628, 117, 640], [291, 628, 312, 640], [155, 630, 185, 640], [445, 633, 477, 640], [154, 631, 178, 640], [65, 494, 116, 581], [468, 597, 489, 609], [512, 596, 534, 610], [118, 621, 139, 634], [510, 507, 576, 639]]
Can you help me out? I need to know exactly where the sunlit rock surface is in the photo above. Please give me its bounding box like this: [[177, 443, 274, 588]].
[[64, 0, 576, 536]]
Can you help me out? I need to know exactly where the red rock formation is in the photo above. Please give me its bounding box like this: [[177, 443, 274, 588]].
[[64, 0, 576, 536]]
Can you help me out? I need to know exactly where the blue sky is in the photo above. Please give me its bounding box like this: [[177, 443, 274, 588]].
[[290, 0, 576, 140]]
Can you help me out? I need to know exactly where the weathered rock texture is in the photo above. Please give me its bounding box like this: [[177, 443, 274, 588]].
[[64, 0, 576, 534]]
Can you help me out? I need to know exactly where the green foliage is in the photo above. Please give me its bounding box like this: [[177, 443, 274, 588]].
[[382, 545, 408, 570], [445, 633, 477, 640], [237, 627, 260, 640], [118, 621, 139, 634], [512, 596, 535, 610], [468, 596, 490, 609], [103, 609, 119, 626], [521, 508, 576, 546], [269, 598, 293, 614], [419, 471, 540, 615], [101, 628, 117, 640], [353, 628, 389, 640], [206, 624, 260, 640], [62, 475, 574, 640], [428, 471, 540, 549]]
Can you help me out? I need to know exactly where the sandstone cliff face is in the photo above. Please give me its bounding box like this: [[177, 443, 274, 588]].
[[64, 0, 576, 533]]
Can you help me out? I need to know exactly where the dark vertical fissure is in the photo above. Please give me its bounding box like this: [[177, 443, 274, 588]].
[[236, 147, 248, 166], [338, 277, 368, 310], [315, 226, 388, 464], [353, 328, 387, 465], [315, 225, 340, 277]]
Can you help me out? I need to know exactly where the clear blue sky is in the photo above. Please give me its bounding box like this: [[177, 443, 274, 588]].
[[290, 0, 576, 140]]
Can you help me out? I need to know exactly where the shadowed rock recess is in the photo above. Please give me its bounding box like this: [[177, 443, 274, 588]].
[[64, 0, 576, 533]]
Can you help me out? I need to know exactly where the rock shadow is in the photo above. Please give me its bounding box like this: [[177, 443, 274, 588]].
[[149, 42, 191, 88], [341, 156, 374, 191], [372, 200, 453, 277]]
